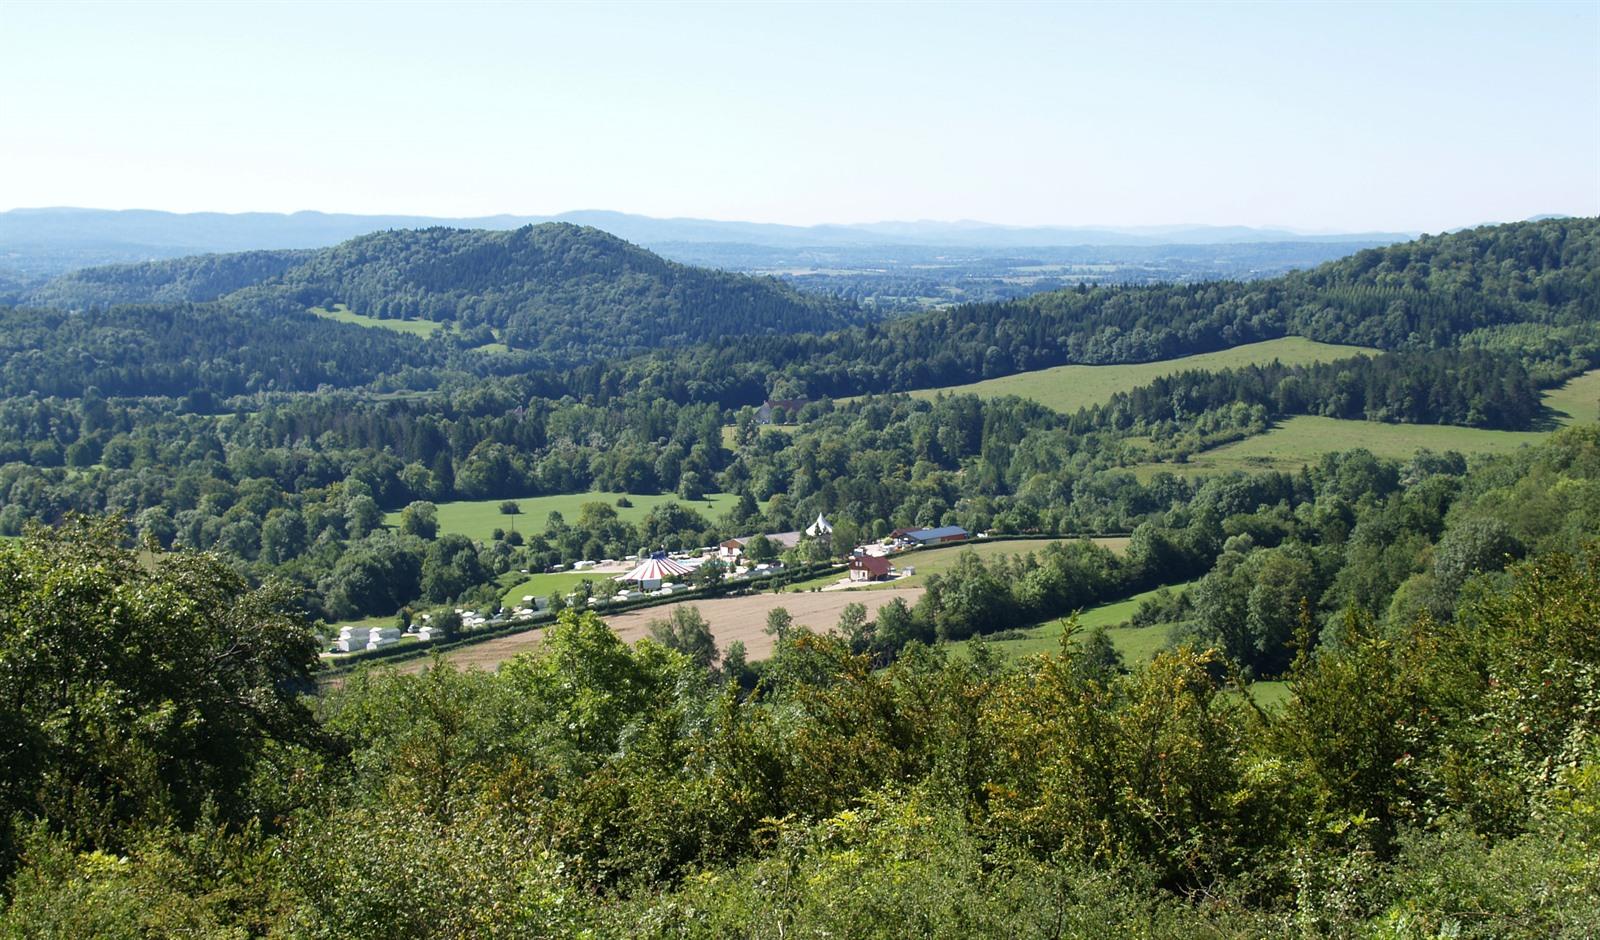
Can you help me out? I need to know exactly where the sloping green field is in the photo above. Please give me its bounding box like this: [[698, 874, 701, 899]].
[[953, 582, 1192, 663], [310, 303, 443, 337], [1134, 368, 1600, 480], [500, 570, 609, 608], [877, 337, 1374, 413], [1544, 368, 1600, 426], [385, 491, 734, 543]]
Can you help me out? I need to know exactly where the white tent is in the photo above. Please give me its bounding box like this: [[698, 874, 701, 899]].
[[614, 553, 692, 589], [805, 513, 833, 538]]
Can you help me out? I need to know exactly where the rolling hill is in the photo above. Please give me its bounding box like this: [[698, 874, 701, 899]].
[[27, 224, 868, 361]]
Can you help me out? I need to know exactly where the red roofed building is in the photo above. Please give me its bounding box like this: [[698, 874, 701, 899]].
[[849, 555, 893, 582]]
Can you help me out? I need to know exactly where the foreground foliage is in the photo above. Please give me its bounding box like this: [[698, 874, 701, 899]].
[[0, 514, 1596, 936]]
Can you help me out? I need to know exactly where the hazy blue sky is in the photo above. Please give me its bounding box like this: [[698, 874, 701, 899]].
[[2, 1, 1595, 230]]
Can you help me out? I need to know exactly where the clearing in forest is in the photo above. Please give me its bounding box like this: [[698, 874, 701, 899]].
[[309, 303, 444, 337], [873, 337, 1375, 413], [384, 490, 734, 543]]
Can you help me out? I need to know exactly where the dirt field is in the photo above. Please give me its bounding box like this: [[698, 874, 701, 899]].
[[394, 587, 925, 674]]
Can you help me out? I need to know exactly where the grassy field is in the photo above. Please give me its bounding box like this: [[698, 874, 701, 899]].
[[947, 583, 1292, 708], [952, 582, 1192, 662], [310, 303, 443, 338], [1131, 368, 1600, 480], [1544, 368, 1600, 426], [1133, 416, 1552, 480], [863, 338, 1374, 414], [386, 491, 734, 543], [499, 570, 611, 608]]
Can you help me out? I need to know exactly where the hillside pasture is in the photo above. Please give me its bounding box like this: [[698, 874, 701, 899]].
[[1130, 368, 1600, 480], [384, 490, 734, 543], [863, 337, 1374, 414], [1132, 415, 1555, 481], [1543, 368, 1600, 427], [309, 303, 443, 337], [952, 581, 1195, 663]]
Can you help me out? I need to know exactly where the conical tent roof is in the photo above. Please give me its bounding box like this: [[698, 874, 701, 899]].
[[806, 513, 833, 536], [614, 553, 692, 583]]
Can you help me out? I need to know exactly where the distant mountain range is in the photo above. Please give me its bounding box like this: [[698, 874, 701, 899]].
[[0, 207, 1423, 278]]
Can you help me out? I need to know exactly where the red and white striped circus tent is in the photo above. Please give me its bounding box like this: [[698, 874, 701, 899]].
[[614, 552, 692, 588]]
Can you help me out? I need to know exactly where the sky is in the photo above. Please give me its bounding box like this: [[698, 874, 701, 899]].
[[1, 0, 1596, 232]]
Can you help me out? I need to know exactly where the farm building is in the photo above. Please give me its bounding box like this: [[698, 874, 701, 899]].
[[718, 530, 803, 560], [905, 525, 968, 546], [849, 555, 893, 582]]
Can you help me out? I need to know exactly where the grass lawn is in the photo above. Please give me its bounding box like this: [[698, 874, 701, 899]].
[[1543, 368, 1600, 427], [386, 491, 735, 543], [853, 338, 1374, 414], [310, 303, 444, 338], [499, 570, 610, 608]]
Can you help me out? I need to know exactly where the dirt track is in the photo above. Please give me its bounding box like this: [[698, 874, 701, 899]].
[[393, 586, 925, 674]]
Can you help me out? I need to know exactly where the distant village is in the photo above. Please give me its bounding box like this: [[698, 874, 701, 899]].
[[331, 512, 971, 654]]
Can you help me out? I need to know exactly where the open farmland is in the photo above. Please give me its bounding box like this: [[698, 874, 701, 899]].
[[384, 490, 734, 543], [309, 303, 444, 337], [870, 337, 1374, 413], [396, 586, 926, 673]]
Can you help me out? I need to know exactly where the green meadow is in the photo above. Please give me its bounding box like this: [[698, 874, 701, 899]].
[[953, 581, 1193, 663], [948, 582, 1291, 708], [386, 490, 734, 543], [499, 570, 610, 608], [1543, 367, 1600, 426], [874, 337, 1374, 414], [1133, 368, 1600, 480], [309, 303, 444, 338]]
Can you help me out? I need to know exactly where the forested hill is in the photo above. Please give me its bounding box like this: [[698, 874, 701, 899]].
[[31, 224, 867, 359], [590, 217, 1600, 404], [25, 249, 312, 309]]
